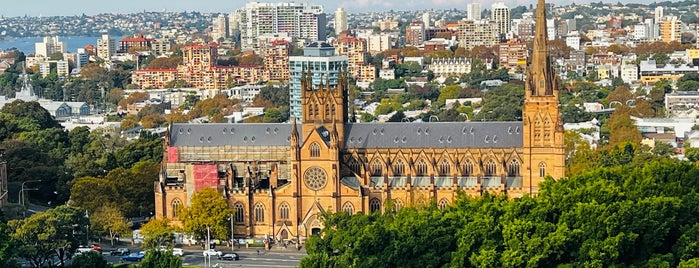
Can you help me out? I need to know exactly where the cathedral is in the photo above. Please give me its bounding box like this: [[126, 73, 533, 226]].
[[154, 0, 564, 242]]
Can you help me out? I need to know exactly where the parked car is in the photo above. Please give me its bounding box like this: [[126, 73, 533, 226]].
[[172, 248, 184, 256], [75, 247, 96, 255], [90, 244, 102, 252], [221, 253, 239, 261], [202, 249, 222, 258], [121, 252, 145, 262], [111, 248, 130, 256]]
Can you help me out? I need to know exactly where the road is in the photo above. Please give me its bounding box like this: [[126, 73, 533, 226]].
[[107, 247, 306, 268]]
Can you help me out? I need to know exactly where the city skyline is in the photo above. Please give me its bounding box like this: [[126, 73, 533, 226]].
[[3, 0, 665, 17]]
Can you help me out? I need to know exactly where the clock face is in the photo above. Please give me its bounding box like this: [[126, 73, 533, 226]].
[[304, 167, 327, 191]]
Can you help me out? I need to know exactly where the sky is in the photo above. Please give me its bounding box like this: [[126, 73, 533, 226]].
[[2, 0, 661, 17]]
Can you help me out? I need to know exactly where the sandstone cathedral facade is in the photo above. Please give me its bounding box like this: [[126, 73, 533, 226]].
[[154, 0, 564, 242]]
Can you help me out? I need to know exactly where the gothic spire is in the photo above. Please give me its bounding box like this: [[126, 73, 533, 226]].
[[527, 0, 557, 97]]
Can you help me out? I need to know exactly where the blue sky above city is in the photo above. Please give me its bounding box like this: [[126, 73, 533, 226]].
[[3, 0, 662, 17]]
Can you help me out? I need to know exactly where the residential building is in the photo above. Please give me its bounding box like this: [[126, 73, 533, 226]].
[[499, 39, 528, 73], [640, 60, 699, 86], [151, 38, 173, 56], [334, 36, 375, 83], [154, 0, 564, 242], [211, 14, 229, 41], [406, 21, 425, 46], [367, 34, 391, 54], [56, 60, 69, 78], [422, 12, 431, 28], [288, 42, 348, 120], [335, 8, 348, 35], [429, 57, 472, 77], [34, 36, 66, 57], [620, 63, 639, 84], [119, 34, 153, 53], [96, 33, 116, 60], [372, 18, 399, 31], [659, 16, 682, 43], [467, 3, 481, 21], [235, 2, 326, 51], [491, 2, 511, 36], [263, 40, 292, 82], [458, 19, 499, 49], [565, 31, 580, 50]]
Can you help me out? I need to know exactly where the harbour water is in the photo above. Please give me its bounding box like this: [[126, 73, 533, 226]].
[[0, 36, 124, 54]]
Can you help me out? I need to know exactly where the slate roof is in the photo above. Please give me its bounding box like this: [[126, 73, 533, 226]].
[[169, 121, 524, 149], [344, 122, 523, 149], [169, 123, 293, 147]]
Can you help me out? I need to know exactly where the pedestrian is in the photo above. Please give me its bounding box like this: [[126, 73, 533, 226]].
[[257, 249, 260, 255]]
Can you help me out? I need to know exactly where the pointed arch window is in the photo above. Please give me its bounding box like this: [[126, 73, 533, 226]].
[[325, 104, 330, 118], [342, 202, 354, 215], [438, 198, 450, 210], [254, 203, 265, 223], [171, 199, 182, 218], [539, 162, 547, 178], [279, 202, 290, 219], [393, 198, 404, 212], [393, 159, 405, 176], [370, 159, 383, 176], [313, 104, 319, 118], [310, 142, 321, 157], [416, 158, 428, 176], [349, 158, 361, 173], [234, 202, 244, 223], [484, 159, 497, 176], [331, 104, 336, 117], [369, 198, 381, 213], [438, 159, 451, 176], [508, 159, 521, 177], [462, 159, 474, 176]]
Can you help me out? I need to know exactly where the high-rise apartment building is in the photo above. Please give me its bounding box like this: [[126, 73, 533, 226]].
[[406, 21, 426, 46], [499, 38, 528, 73], [35, 36, 66, 57], [96, 33, 116, 60], [56, 60, 69, 78], [491, 2, 511, 36], [367, 34, 391, 54], [211, 14, 229, 41], [660, 16, 682, 43], [235, 2, 326, 51], [467, 3, 481, 21], [458, 19, 499, 49], [335, 8, 348, 35], [335, 37, 375, 83], [263, 40, 292, 82], [422, 12, 431, 28], [288, 42, 348, 120], [655, 6, 664, 24]]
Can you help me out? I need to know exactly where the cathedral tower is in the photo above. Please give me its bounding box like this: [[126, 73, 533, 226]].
[[522, 0, 566, 193]]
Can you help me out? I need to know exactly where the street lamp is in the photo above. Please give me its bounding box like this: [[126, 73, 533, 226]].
[[19, 180, 41, 217]]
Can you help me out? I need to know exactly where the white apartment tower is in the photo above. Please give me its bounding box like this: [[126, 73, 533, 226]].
[[335, 8, 348, 35], [235, 2, 327, 51], [211, 14, 229, 40], [491, 2, 510, 36], [96, 33, 116, 60], [467, 3, 481, 21], [422, 12, 431, 28], [35, 36, 66, 57], [655, 6, 664, 24]]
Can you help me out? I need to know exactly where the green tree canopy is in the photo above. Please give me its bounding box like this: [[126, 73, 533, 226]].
[[179, 188, 233, 247]]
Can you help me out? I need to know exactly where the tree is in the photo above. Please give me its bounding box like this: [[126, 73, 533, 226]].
[[90, 205, 131, 246], [604, 106, 642, 147], [0, 221, 19, 268], [0, 100, 61, 129], [68, 251, 110, 268], [141, 219, 178, 249], [179, 188, 233, 247], [139, 249, 182, 268], [9, 206, 89, 267], [437, 85, 464, 105]]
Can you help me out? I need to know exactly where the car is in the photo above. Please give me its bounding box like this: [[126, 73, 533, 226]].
[[221, 253, 239, 261], [121, 252, 145, 262], [91, 244, 102, 252], [172, 248, 184, 256], [75, 247, 96, 255], [202, 249, 222, 258], [110, 248, 130, 256]]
